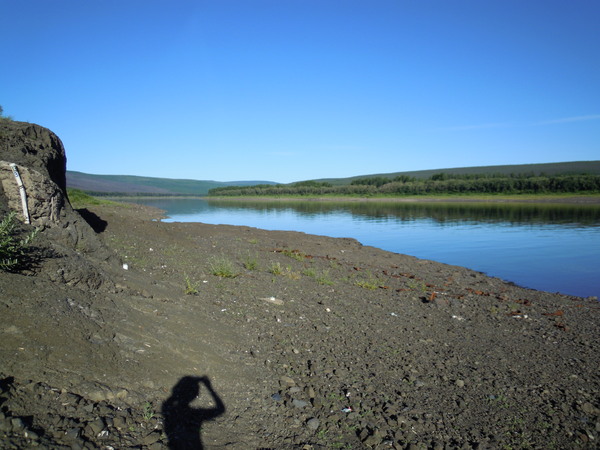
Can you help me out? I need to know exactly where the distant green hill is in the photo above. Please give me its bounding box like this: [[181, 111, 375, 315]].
[[313, 161, 600, 186], [68, 161, 600, 196], [66, 171, 278, 196]]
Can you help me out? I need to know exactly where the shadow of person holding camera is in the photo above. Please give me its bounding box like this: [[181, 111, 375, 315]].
[[162, 376, 225, 449]]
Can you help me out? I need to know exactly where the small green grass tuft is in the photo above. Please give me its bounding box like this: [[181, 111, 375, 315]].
[[184, 274, 200, 295], [303, 267, 334, 285], [302, 267, 317, 278], [281, 248, 306, 261], [316, 269, 334, 285], [355, 280, 378, 290], [0, 212, 39, 271], [243, 253, 259, 270], [209, 257, 238, 278], [406, 279, 427, 292], [283, 265, 301, 280], [355, 271, 381, 290], [143, 402, 155, 421], [269, 262, 283, 275], [268, 262, 300, 279], [316, 428, 329, 440]]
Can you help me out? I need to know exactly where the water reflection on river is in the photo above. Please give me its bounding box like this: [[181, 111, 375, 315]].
[[125, 198, 600, 298]]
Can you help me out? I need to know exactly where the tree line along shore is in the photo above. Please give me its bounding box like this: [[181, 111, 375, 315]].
[[208, 172, 600, 197]]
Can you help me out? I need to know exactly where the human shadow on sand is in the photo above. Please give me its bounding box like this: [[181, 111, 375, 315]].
[[162, 376, 225, 449]]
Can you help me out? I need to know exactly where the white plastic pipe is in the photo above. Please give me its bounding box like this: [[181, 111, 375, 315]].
[[9, 163, 30, 224]]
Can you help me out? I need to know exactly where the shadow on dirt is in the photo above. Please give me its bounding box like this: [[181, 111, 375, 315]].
[[76, 208, 107, 233], [0, 375, 14, 400], [161, 376, 225, 449]]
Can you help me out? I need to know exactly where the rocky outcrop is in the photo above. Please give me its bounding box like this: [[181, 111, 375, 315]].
[[0, 119, 116, 288]]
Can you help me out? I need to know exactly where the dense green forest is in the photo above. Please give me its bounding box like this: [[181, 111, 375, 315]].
[[208, 173, 600, 197], [313, 160, 600, 185]]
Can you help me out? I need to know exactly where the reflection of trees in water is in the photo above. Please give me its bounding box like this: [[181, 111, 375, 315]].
[[207, 200, 600, 227], [162, 376, 225, 450]]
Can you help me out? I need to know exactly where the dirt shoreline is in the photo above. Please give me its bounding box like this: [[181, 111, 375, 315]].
[[1, 202, 599, 449]]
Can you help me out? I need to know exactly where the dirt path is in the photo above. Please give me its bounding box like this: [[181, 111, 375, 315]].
[[1, 202, 599, 449]]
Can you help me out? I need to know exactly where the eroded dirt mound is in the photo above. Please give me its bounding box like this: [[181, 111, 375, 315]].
[[1, 200, 599, 449], [1, 120, 117, 290]]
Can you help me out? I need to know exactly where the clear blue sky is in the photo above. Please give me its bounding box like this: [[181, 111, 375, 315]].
[[2, 1, 599, 183]]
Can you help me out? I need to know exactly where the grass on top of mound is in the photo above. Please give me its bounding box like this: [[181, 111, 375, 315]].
[[67, 189, 118, 209]]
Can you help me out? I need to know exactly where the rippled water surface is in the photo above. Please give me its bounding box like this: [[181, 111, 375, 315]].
[[125, 198, 600, 298]]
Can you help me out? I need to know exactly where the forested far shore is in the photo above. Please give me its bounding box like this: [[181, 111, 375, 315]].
[[208, 173, 600, 197]]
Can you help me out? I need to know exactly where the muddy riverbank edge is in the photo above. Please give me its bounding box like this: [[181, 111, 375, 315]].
[[1, 201, 599, 449]]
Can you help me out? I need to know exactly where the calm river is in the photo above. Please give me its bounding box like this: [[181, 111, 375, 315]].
[[125, 198, 600, 298]]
